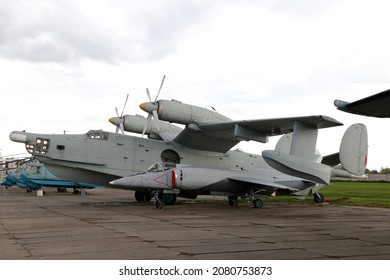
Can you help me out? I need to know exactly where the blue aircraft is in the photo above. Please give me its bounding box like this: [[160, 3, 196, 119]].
[[1, 159, 104, 194]]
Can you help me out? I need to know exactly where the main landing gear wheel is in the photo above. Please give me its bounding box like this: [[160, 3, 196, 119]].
[[228, 196, 238, 207], [253, 199, 263, 209], [314, 192, 325, 203], [57, 187, 67, 193], [134, 191, 152, 202], [163, 193, 177, 206]]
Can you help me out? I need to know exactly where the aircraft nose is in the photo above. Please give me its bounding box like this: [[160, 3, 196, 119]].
[[9, 131, 27, 143], [110, 176, 143, 187], [139, 102, 158, 114]]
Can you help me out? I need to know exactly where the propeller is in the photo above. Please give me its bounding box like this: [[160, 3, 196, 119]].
[[140, 75, 166, 137], [109, 94, 129, 134]]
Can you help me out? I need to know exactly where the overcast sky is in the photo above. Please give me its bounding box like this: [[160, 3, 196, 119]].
[[1, 0, 389, 171]]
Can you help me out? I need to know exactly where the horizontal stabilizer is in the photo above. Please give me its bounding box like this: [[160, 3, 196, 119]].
[[262, 150, 331, 184], [263, 123, 368, 184]]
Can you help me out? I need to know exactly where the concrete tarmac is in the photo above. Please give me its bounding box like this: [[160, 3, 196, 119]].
[[1, 187, 390, 260]]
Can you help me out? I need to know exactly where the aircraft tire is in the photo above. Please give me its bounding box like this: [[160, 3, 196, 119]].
[[134, 191, 152, 202], [163, 193, 177, 205], [253, 199, 263, 209], [228, 196, 238, 207], [314, 192, 325, 203]]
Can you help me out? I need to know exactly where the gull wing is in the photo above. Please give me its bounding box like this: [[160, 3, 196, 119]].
[[334, 89, 390, 118], [172, 115, 343, 153]]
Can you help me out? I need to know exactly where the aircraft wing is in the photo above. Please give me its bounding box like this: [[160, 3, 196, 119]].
[[334, 89, 390, 117], [228, 176, 300, 192], [30, 179, 103, 189], [172, 115, 343, 153], [321, 152, 340, 166]]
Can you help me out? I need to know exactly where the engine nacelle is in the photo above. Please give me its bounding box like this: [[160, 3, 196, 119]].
[[112, 115, 182, 139], [144, 99, 231, 125]]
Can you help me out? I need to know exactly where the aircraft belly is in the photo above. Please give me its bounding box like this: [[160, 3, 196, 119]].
[[38, 160, 119, 186], [198, 179, 244, 193]]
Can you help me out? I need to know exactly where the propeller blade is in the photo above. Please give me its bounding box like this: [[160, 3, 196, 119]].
[[112, 94, 129, 134], [152, 110, 160, 131], [120, 94, 129, 117], [146, 88, 152, 102], [141, 75, 165, 136], [155, 75, 166, 102], [142, 114, 152, 137]]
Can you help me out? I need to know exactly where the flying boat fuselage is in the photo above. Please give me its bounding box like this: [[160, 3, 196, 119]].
[[9, 130, 271, 189]]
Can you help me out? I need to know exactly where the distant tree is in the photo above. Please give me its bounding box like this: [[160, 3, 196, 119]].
[[380, 167, 390, 174]]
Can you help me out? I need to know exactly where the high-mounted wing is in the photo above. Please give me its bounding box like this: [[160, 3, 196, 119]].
[[172, 115, 343, 153], [334, 89, 390, 118]]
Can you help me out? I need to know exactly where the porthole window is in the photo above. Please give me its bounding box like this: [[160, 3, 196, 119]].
[[161, 149, 181, 164]]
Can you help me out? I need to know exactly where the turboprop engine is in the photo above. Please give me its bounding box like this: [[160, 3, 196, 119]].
[[140, 99, 231, 125], [109, 114, 182, 139]]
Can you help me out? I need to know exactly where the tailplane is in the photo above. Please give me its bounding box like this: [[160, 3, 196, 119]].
[[263, 123, 368, 184]]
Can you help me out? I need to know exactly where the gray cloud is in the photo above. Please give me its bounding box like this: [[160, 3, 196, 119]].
[[0, 0, 211, 64]]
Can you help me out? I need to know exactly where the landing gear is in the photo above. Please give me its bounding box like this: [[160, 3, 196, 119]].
[[163, 193, 177, 205], [153, 191, 165, 209], [155, 200, 164, 209], [57, 187, 67, 193], [253, 199, 263, 209], [228, 196, 238, 207], [134, 191, 152, 202], [151, 190, 179, 209], [314, 192, 325, 203], [246, 189, 266, 209], [227, 191, 265, 209]]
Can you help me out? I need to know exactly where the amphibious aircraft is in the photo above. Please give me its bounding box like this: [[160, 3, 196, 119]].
[[9, 77, 368, 207], [334, 89, 390, 118]]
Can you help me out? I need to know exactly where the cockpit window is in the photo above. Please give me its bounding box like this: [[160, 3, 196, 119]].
[[147, 162, 176, 173], [147, 163, 163, 173], [87, 130, 108, 140], [25, 165, 41, 174], [26, 138, 50, 155]]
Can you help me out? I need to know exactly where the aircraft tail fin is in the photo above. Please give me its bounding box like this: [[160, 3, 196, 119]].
[[263, 123, 368, 184], [338, 123, 368, 176]]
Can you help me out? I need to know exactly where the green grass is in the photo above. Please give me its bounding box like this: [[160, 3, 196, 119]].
[[268, 181, 390, 208]]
